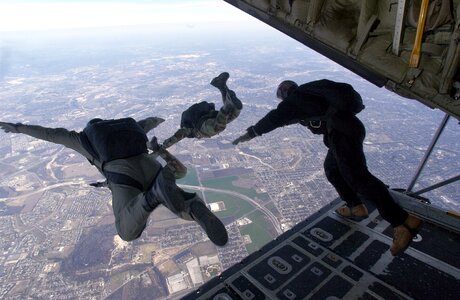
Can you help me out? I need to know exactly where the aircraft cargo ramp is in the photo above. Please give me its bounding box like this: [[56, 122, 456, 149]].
[[183, 193, 460, 299]]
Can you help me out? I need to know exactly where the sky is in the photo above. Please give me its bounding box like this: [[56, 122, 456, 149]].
[[0, 0, 254, 32]]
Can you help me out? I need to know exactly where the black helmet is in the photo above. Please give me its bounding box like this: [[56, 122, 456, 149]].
[[276, 80, 298, 100]]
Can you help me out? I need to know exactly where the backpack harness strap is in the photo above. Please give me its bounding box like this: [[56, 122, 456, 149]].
[[104, 163, 163, 192], [104, 170, 144, 191]]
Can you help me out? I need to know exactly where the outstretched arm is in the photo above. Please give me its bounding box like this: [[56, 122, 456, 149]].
[[232, 98, 302, 145], [148, 137, 187, 179], [232, 127, 258, 145], [0, 121, 90, 156], [232, 108, 282, 145], [158, 148, 187, 179], [162, 128, 192, 149]]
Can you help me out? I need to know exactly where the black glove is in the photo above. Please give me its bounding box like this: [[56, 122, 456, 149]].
[[89, 181, 107, 188], [232, 133, 252, 145], [0, 122, 20, 133], [232, 127, 258, 145], [148, 136, 161, 152]]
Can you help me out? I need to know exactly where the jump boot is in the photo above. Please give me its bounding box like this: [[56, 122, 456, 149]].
[[335, 203, 369, 221], [210, 72, 230, 96], [390, 215, 423, 256], [184, 192, 229, 246]]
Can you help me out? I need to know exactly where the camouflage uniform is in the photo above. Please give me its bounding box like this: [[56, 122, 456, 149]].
[[163, 72, 242, 148], [0, 118, 228, 245]]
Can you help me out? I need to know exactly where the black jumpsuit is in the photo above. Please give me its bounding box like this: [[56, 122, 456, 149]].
[[250, 83, 408, 227]]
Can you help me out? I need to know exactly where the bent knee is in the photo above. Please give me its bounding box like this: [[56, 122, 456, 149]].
[[117, 230, 141, 242], [115, 223, 144, 242], [118, 234, 137, 242]]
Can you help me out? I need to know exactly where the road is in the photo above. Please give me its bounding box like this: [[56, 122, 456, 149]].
[[0, 180, 87, 202], [237, 151, 276, 170], [179, 184, 283, 235]]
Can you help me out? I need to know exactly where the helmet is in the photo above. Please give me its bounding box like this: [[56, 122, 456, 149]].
[[276, 80, 298, 100]]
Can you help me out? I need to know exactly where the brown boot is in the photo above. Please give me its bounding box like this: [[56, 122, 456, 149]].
[[390, 215, 423, 256], [335, 204, 369, 221]]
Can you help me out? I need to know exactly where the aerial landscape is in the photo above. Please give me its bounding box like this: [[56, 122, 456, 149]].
[[0, 2, 458, 299]]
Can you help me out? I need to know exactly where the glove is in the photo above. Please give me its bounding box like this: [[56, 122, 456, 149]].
[[89, 181, 107, 188], [0, 122, 20, 133], [147, 136, 161, 152], [138, 117, 165, 133], [232, 132, 253, 145]]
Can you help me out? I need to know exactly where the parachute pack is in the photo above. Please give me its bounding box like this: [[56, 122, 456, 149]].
[[297, 79, 365, 119], [82, 117, 148, 164], [180, 101, 218, 129]]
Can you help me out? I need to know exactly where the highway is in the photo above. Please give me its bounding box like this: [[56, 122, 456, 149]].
[[179, 184, 283, 235]]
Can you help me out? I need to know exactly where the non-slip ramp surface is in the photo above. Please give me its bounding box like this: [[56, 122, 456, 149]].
[[183, 198, 460, 299]]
